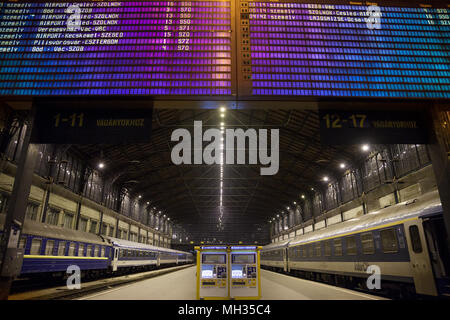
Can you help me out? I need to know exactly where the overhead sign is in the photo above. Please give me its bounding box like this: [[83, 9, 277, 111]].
[[31, 106, 153, 144], [318, 109, 429, 145]]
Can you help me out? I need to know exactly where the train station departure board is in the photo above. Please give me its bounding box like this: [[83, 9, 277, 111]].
[[0, 0, 449, 99], [242, 1, 449, 99], [0, 0, 232, 96]]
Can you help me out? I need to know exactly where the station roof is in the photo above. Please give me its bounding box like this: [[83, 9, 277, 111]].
[[71, 108, 363, 243]]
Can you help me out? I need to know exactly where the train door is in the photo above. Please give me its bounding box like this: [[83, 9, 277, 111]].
[[112, 248, 119, 272], [403, 220, 438, 295], [283, 248, 288, 272], [422, 215, 450, 296]]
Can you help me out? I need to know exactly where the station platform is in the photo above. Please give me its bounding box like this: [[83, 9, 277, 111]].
[[78, 266, 385, 300]]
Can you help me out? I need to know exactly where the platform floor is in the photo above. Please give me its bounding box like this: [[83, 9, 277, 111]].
[[78, 266, 386, 300]]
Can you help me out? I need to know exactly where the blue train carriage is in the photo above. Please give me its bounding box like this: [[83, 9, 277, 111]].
[[0, 215, 111, 278], [284, 190, 450, 297], [260, 239, 290, 272]]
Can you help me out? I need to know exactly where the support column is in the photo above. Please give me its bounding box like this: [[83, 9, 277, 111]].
[[428, 104, 450, 248], [98, 211, 104, 236], [0, 113, 37, 300], [115, 218, 119, 238], [74, 198, 82, 230], [40, 187, 51, 223]]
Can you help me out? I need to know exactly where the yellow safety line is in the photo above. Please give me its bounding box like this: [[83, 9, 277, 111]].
[[24, 255, 108, 260]]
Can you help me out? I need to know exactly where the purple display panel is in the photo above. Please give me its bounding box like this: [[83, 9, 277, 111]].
[[247, 1, 449, 98], [0, 1, 232, 96]]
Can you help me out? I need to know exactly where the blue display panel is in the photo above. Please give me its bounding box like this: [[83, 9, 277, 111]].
[[248, 2, 449, 98], [0, 1, 449, 99], [0, 0, 232, 95]]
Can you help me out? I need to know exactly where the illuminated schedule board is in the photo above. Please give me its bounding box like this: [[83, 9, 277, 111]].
[[242, 1, 450, 99], [0, 0, 449, 99], [0, 0, 232, 96]]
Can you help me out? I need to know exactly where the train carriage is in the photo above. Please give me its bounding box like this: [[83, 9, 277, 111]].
[[0, 214, 110, 276], [260, 239, 290, 272], [262, 190, 450, 297], [0, 214, 194, 279]]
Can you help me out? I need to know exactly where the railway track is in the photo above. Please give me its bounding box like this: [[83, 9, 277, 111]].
[[9, 264, 194, 300]]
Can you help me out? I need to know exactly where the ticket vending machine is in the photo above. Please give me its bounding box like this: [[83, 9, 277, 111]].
[[195, 246, 229, 300], [229, 246, 262, 300]]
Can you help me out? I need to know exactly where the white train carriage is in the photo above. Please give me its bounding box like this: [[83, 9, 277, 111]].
[[260, 239, 290, 272], [108, 237, 193, 272], [108, 237, 162, 271], [264, 190, 450, 297]]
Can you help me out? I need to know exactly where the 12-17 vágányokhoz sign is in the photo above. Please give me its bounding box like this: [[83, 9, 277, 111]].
[[31, 104, 153, 144], [318, 109, 429, 145]]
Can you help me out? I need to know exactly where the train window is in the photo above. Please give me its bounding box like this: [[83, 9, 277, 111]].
[[68, 242, 76, 256], [380, 228, 399, 253], [361, 232, 375, 254], [86, 245, 92, 257], [58, 241, 66, 256], [78, 244, 85, 256], [324, 241, 331, 256], [334, 239, 343, 256], [18, 236, 27, 249], [308, 245, 313, 258], [302, 245, 307, 258], [101, 247, 105, 257], [314, 243, 321, 257], [94, 246, 99, 257], [409, 225, 423, 253], [346, 236, 357, 255], [30, 238, 42, 255], [45, 240, 55, 255]]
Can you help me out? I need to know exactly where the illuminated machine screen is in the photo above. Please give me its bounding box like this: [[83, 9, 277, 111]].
[[232, 254, 255, 264], [247, 2, 449, 98], [201, 269, 213, 278], [202, 254, 226, 264], [231, 268, 243, 278], [0, 0, 232, 95]]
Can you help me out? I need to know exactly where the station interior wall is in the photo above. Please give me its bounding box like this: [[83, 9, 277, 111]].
[[272, 144, 438, 242], [0, 126, 172, 247]]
